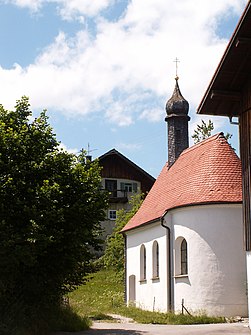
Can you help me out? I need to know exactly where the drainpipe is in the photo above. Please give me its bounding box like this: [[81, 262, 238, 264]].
[[160, 210, 173, 311], [123, 234, 127, 304]]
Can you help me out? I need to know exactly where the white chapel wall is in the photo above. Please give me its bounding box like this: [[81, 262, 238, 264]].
[[170, 204, 247, 317], [246, 251, 251, 328], [126, 222, 169, 312]]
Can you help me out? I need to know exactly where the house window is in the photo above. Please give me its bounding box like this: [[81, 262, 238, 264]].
[[121, 182, 138, 193], [175, 236, 188, 277], [108, 210, 117, 220], [181, 239, 188, 275], [140, 244, 146, 281], [105, 180, 117, 197], [152, 241, 159, 279]]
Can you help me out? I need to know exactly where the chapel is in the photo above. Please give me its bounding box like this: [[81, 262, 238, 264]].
[[122, 78, 248, 317]]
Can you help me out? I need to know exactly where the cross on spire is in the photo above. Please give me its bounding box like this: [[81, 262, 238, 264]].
[[173, 57, 180, 80]]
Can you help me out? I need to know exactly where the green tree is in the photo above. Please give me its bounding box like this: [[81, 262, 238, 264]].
[[103, 193, 143, 279], [192, 119, 214, 144], [192, 119, 232, 144], [0, 97, 107, 333]]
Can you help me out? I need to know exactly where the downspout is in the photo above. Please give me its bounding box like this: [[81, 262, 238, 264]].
[[123, 234, 127, 304], [160, 210, 173, 311]]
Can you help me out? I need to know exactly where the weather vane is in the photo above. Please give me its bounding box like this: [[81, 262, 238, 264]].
[[173, 57, 180, 80]]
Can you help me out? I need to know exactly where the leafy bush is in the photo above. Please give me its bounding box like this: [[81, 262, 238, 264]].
[[0, 97, 107, 333]]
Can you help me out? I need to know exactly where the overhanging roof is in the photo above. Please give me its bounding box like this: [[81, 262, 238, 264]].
[[197, 1, 251, 117], [99, 148, 155, 182]]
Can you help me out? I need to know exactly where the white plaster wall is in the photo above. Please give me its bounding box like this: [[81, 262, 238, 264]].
[[246, 251, 251, 327], [126, 222, 169, 312], [169, 205, 247, 317]]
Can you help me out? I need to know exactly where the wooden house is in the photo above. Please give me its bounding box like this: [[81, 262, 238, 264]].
[[197, 0, 251, 325], [98, 148, 155, 238]]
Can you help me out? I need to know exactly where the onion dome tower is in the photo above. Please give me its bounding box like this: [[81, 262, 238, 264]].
[[165, 76, 190, 168]]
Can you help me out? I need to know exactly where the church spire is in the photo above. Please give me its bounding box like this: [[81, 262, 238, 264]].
[[165, 77, 190, 168]]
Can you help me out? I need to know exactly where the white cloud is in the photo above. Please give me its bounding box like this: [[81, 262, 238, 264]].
[[57, 0, 113, 20], [117, 142, 142, 152], [4, 0, 43, 11], [2, 0, 113, 16], [59, 142, 79, 154], [0, 0, 247, 126], [139, 108, 163, 123]]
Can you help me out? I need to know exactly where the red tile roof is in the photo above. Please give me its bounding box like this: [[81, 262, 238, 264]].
[[122, 133, 242, 232]]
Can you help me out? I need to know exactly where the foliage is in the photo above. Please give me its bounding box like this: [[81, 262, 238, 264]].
[[192, 119, 232, 144], [0, 304, 91, 335], [0, 97, 108, 333], [102, 193, 143, 277], [69, 268, 225, 325], [46, 304, 91, 333], [192, 119, 214, 144]]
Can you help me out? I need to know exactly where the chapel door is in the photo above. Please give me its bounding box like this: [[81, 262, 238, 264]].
[[128, 275, 136, 304]]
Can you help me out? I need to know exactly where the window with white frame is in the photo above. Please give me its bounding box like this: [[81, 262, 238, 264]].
[[181, 238, 188, 275], [152, 240, 159, 279], [108, 210, 117, 220], [120, 182, 138, 193], [175, 236, 188, 277], [140, 244, 146, 281]]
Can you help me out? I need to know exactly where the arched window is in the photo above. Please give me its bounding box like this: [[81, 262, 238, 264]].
[[140, 244, 146, 281], [181, 238, 188, 275], [152, 241, 159, 278]]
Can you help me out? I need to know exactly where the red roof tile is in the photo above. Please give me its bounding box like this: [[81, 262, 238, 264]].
[[122, 133, 242, 232]]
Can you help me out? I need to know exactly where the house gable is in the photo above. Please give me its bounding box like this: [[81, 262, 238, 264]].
[[99, 149, 155, 194]]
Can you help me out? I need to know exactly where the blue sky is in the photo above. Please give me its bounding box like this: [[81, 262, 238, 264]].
[[0, 0, 248, 177]]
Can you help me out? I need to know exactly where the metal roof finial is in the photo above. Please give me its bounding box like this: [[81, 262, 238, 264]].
[[173, 57, 180, 81]]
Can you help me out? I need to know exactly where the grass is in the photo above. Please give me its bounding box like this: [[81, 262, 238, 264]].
[[69, 268, 226, 325], [69, 268, 124, 320], [116, 306, 225, 325]]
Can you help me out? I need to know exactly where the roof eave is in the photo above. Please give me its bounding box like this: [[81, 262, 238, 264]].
[[197, 1, 251, 117], [99, 148, 155, 182]]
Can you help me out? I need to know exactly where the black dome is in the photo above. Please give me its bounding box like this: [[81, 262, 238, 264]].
[[166, 78, 189, 116]]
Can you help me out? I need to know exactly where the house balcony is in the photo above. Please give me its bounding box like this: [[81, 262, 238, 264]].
[[107, 189, 128, 203]]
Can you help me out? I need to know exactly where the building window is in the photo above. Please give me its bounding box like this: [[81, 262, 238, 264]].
[[121, 182, 138, 193], [140, 244, 146, 281], [181, 239, 188, 275], [105, 179, 117, 197], [152, 241, 159, 279], [108, 210, 117, 220], [175, 236, 188, 277]]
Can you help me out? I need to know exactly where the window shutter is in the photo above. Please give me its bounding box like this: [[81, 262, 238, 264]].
[[121, 182, 125, 190]]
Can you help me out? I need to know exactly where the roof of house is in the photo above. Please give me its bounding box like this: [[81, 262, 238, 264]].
[[99, 149, 155, 182], [98, 148, 155, 194], [99, 148, 155, 182], [122, 133, 242, 232], [197, 1, 251, 117]]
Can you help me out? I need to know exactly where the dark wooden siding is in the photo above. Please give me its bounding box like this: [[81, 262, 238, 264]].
[[100, 154, 155, 194], [240, 112, 251, 250], [240, 80, 251, 251]]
